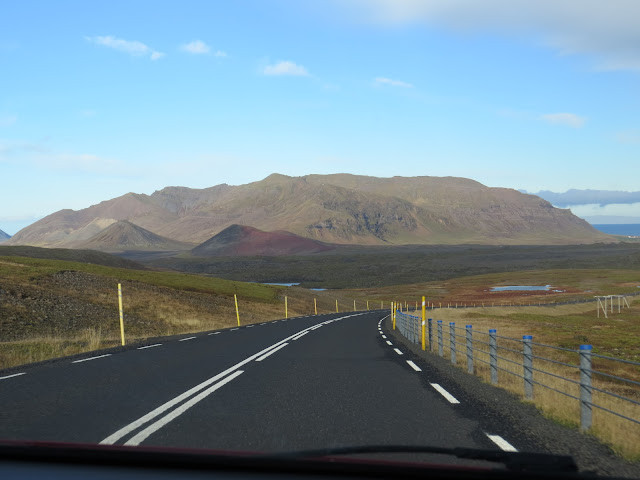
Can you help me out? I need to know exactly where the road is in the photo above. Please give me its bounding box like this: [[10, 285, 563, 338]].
[[0, 311, 530, 455]]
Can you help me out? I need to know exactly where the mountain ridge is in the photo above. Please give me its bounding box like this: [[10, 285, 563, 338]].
[[7, 173, 613, 248]]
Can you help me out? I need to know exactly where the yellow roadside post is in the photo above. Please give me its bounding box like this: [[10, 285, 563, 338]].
[[234, 294, 240, 326], [117, 283, 125, 346], [367, 300, 369, 311], [381, 301, 383, 309], [392, 302, 396, 329], [285, 296, 288, 319], [353, 300, 356, 312], [336, 299, 339, 313], [314, 297, 317, 315], [421, 296, 426, 351]]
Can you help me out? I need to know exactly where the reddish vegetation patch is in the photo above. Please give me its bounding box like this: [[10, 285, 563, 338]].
[[192, 225, 335, 257]]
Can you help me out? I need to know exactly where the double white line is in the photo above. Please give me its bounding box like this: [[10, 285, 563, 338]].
[[100, 314, 356, 446]]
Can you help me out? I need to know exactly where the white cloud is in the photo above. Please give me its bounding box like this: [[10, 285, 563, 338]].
[[374, 77, 413, 88], [181, 40, 210, 54], [180, 40, 227, 57], [339, 0, 640, 73], [540, 113, 586, 128], [86, 35, 164, 60], [263, 60, 309, 76]]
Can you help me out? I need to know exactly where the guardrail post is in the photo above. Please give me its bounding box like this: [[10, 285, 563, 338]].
[[428, 318, 433, 352], [466, 325, 473, 374], [579, 345, 593, 431], [489, 329, 498, 385], [450, 322, 456, 365], [523, 335, 533, 400], [437, 320, 443, 357]]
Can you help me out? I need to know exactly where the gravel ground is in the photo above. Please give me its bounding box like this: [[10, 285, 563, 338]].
[[384, 315, 640, 479]]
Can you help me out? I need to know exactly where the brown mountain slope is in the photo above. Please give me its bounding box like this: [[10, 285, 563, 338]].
[[192, 224, 335, 256], [7, 173, 613, 248], [74, 220, 194, 252]]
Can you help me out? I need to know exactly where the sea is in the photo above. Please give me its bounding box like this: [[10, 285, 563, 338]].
[[592, 224, 640, 236]]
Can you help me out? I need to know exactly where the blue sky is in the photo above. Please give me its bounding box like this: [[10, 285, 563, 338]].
[[1, 0, 639, 234]]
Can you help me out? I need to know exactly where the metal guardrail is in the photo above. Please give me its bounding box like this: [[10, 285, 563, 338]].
[[393, 310, 640, 432]]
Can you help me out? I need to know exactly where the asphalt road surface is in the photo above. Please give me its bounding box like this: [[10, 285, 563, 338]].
[[0, 311, 526, 454]]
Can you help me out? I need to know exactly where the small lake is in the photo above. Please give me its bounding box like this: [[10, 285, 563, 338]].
[[491, 285, 551, 292], [257, 282, 300, 287]]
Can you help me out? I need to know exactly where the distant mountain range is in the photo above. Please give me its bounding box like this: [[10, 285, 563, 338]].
[[6, 174, 612, 250], [533, 189, 640, 207], [0, 229, 10, 243]]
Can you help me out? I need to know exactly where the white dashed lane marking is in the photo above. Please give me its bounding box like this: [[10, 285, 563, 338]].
[[430, 383, 460, 404], [179, 337, 196, 342], [406, 360, 422, 372], [72, 354, 112, 364], [0, 372, 26, 381], [486, 434, 518, 452], [393, 348, 404, 356], [137, 344, 162, 350]]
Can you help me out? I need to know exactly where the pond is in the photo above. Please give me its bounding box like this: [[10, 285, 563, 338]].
[[491, 285, 551, 292]]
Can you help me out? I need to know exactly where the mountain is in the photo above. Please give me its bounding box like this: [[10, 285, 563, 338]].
[[0, 229, 10, 243], [192, 224, 335, 257], [7, 174, 613, 248], [73, 220, 194, 252]]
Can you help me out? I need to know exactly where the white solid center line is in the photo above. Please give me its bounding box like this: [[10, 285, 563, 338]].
[[393, 348, 404, 355], [255, 343, 289, 362], [291, 331, 309, 341], [486, 434, 518, 452], [124, 371, 244, 446], [179, 336, 196, 342], [137, 344, 162, 350], [72, 354, 111, 364], [207, 332, 221, 336], [430, 383, 460, 404], [406, 360, 422, 372], [0, 372, 26, 380], [386, 340, 393, 345]]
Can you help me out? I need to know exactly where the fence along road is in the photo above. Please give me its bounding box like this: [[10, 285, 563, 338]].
[[393, 308, 640, 455]]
